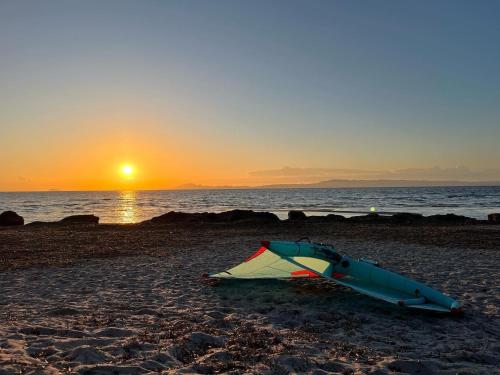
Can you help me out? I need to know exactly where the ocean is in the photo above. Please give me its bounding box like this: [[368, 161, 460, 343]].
[[1, 186, 499, 224]]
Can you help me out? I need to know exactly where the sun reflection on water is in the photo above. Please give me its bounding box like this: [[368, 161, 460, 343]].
[[118, 191, 137, 223]]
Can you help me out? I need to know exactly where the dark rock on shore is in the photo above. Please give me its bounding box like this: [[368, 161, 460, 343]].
[[307, 213, 347, 223], [8, 209, 483, 228], [216, 209, 279, 223], [323, 213, 347, 222], [27, 214, 100, 226], [151, 212, 217, 224], [488, 213, 500, 224], [426, 213, 476, 224], [347, 213, 390, 223], [390, 212, 424, 224], [288, 210, 307, 221], [286, 211, 347, 223], [0, 211, 24, 226], [284, 211, 477, 225], [59, 215, 99, 224], [149, 210, 279, 225]]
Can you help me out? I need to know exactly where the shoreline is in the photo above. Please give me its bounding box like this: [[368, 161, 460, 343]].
[[2, 186, 500, 224]]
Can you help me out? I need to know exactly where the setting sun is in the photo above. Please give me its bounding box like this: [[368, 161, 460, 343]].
[[121, 164, 134, 177]]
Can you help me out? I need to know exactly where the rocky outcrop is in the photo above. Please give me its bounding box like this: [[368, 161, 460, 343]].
[[390, 212, 424, 224], [426, 213, 476, 224], [347, 213, 390, 223], [10, 208, 483, 227], [324, 213, 347, 222], [284, 211, 476, 225], [288, 210, 307, 221], [149, 210, 279, 225], [150, 212, 216, 224], [307, 213, 346, 223], [215, 210, 279, 223], [286, 211, 347, 223], [0, 211, 24, 226], [488, 213, 500, 224], [59, 215, 99, 224]]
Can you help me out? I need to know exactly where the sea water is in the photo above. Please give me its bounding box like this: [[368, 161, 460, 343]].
[[1, 186, 499, 224]]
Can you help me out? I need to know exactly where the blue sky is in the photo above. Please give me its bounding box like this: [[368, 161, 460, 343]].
[[1, 1, 499, 189]]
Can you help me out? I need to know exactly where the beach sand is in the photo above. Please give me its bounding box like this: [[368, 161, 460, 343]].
[[1, 222, 499, 374]]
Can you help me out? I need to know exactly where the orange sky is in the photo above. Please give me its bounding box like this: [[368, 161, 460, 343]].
[[2, 2, 500, 191], [1, 110, 500, 191], [0, 113, 291, 191]]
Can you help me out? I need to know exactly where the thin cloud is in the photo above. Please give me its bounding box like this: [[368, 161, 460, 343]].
[[249, 166, 500, 182], [250, 167, 382, 178]]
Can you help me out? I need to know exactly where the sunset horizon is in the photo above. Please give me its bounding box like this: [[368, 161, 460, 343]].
[[2, 163, 500, 192], [2, 1, 499, 192], [1, 2, 499, 373]]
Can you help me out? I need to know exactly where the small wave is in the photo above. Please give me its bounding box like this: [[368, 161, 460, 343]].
[[3, 187, 499, 223]]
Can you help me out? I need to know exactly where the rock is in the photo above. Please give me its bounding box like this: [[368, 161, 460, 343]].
[[391, 212, 424, 224], [288, 210, 307, 221], [0, 211, 24, 226], [323, 213, 346, 222], [306, 213, 347, 223], [150, 211, 216, 224], [25, 221, 51, 226], [149, 210, 279, 224], [215, 209, 279, 223], [425, 213, 476, 224], [59, 215, 99, 224], [488, 213, 500, 224], [348, 213, 389, 223]]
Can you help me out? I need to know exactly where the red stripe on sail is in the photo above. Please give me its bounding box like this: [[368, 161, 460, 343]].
[[332, 272, 346, 278], [245, 247, 267, 262], [290, 270, 320, 278]]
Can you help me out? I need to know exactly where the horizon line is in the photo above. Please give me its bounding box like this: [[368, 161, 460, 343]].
[[2, 179, 500, 193]]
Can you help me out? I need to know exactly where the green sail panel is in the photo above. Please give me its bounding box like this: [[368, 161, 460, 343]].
[[210, 247, 331, 279]]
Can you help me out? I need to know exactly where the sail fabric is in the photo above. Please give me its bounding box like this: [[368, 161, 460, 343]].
[[210, 247, 332, 279], [209, 241, 460, 313]]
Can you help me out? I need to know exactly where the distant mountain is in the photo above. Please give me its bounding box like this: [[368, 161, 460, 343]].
[[177, 179, 500, 190], [260, 179, 500, 188]]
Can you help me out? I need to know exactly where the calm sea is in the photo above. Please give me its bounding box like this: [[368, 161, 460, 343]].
[[1, 186, 499, 224]]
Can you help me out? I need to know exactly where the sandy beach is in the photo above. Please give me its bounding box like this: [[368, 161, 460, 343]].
[[3, 0, 500, 373], [1, 220, 499, 374]]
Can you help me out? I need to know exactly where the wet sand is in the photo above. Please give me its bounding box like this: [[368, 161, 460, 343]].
[[1, 222, 499, 374]]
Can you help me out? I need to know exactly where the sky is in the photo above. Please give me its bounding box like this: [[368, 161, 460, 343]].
[[1, 0, 499, 191]]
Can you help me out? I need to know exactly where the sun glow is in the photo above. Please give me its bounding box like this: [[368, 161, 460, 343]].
[[121, 164, 134, 177]]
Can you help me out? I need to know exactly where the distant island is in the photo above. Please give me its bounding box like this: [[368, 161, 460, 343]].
[[177, 179, 500, 190]]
